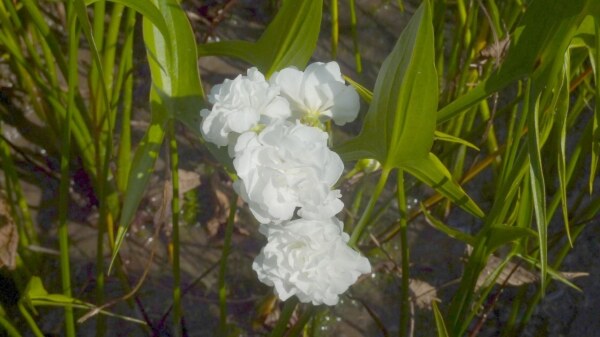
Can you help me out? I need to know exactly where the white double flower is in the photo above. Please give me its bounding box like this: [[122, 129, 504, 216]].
[[200, 62, 370, 306], [233, 120, 344, 223], [253, 218, 371, 306], [200, 68, 291, 147]]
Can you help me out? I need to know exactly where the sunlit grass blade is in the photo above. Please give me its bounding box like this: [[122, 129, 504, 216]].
[[434, 130, 480, 151]]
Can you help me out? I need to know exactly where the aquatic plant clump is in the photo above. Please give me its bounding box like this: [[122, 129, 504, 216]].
[[200, 62, 370, 305]]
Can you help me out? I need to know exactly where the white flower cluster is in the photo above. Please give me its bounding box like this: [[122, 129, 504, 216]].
[[200, 62, 371, 306]]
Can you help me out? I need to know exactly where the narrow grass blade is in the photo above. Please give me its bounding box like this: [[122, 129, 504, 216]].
[[556, 51, 572, 245], [434, 130, 480, 151], [421, 204, 476, 245], [432, 301, 449, 337], [437, 0, 589, 123], [525, 80, 548, 292], [109, 109, 167, 273]]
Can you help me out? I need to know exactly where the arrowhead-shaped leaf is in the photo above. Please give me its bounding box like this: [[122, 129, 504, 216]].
[[336, 1, 483, 218]]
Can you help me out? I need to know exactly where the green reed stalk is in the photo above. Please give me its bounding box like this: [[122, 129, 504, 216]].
[[169, 121, 183, 337], [349, 168, 391, 247], [57, 5, 78, 337], [396, 170, 410, 337], [348, 0, 362, 73], [330, 0, 338, 58], [218, 194, 238, 336]]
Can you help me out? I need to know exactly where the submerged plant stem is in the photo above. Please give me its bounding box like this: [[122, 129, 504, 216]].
[[169, 121, 182, 336], [397, 170, 410, 337], [218, 194, 238, 336], [349, 168, 391, 247]]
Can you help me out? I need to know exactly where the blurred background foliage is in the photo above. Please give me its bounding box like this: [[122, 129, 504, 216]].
[[0, 0, 598, 336]]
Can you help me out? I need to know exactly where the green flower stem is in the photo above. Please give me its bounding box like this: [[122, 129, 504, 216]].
[[169, 121, 182, 337], [349, 167, 391, 247], [18, 303, 44, 337], [269, 298, 299, 337], [218, 194, 238, 336], [396, 170, 410, 337]]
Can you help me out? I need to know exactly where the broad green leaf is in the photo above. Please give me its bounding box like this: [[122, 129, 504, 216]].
[[198, 0, 322, 76], [110, 0, 204, 271], [336, 1, 437, 166], [437, 0, 591, 123], [432, 301, 449, 337], [404, 154, 483, 218]]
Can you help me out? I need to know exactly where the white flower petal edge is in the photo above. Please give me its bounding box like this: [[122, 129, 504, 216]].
[[200, 67, 291, 147], [270, 61, 360, 125], [253, 218, 371, 306], [233, 120, 344, 223]]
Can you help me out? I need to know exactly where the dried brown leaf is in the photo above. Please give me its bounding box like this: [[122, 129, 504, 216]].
[[410, 279, 438, 310]]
